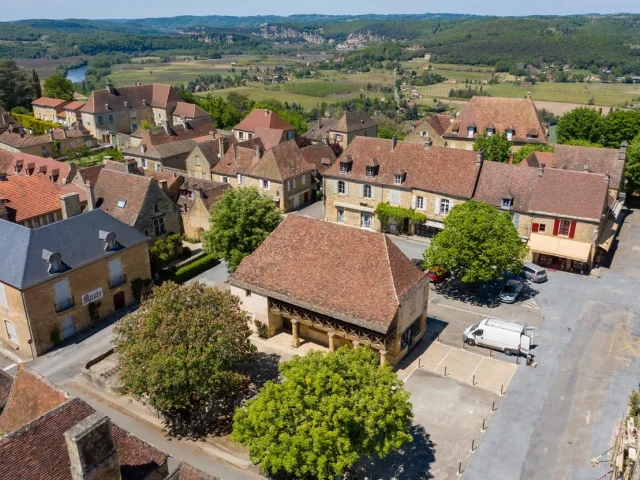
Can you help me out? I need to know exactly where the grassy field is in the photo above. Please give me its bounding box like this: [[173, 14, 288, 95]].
[[280, 80, 363, 97], [196, 86, 329, 109], [109, 61, 245, 86]]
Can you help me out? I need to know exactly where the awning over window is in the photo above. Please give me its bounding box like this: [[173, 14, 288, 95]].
[[424, 220, 444, 229], [334, 202, 374, 213], [528, 233, 592, 262]]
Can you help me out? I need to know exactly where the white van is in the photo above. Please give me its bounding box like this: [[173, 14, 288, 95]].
[[462, 318, 535, 356]]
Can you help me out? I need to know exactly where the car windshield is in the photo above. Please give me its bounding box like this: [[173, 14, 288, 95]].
[[503, 284, 517, 294]]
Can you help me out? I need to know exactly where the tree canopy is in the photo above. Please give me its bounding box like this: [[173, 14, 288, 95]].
[[231, 346, 413, 480], [203, 187, 282, 272], [43, 74, 75, 101], [512, 144, 555, 164], [473, 132, 511, 163], [0, 61, 35, 110], [556, 107, 604, 145], [114, 281, 256, 436], [625, 133, 640, 194], [423, 201, 528, 284]]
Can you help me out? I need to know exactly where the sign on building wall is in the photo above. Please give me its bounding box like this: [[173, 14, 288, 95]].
[[81, 287, 103, 306]]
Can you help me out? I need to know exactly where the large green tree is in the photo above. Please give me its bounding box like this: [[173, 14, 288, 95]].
[[31, 69, 42, 98], [624, 133, 640, 194], [204, 187, 282, 272], [114, 282, 256, 436], [231, 347, 413, 480], [43, 74, 75, 101], [473, 132, 511, 163], [0, 61, 35, 110], [556, 107, 603, 145], [601, 110, 640, 148], [423, 201, 528, 284]]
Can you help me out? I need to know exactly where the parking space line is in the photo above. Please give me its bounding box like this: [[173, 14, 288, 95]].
[[434, 347, 453, 371], [467, 357, 485, 383], [433, 303, 487, 317], [3, 363, 16, 371]]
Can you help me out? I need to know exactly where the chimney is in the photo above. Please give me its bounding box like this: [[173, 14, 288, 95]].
[[159, 179, 169, 194], [264, 109, 269, 116], [136, 81, 142, 87], [49, 129, 56, 141], [476, 149, 484, 166], [254, 145, 261, 160], [105, 83, 115, 94], [65, 413, 121, 480], [391, 135, 397, 151], [537, 164, 544, 177], [125, 159, 138, 174], [604, 174, 610, 184], [193, 186, 204, 198], [582, 164, 589, 173], [60, 192, 82, 219], [85, 181, 95, 211], [619, 141, 629, 161], [218, 136, 228, 157], [162, 120, 170, 135]]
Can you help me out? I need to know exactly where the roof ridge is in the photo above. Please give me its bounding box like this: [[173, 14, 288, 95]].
[[19, 226, 34, 289], [0, 397, 83, 441], [383, 235, 399, 304]]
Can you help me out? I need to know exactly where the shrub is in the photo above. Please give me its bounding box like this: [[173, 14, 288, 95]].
[[88, 301, 101, 322], [131, 277, 153, 301], [50, 327, 62, 346], [150, 233, 183, 271], [254, 320, 269, 339], [12, 113, 59, 135], [155, 253, 220, 285]]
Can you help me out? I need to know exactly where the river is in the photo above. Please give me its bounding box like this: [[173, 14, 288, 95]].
[[65, 65, 88, 83]]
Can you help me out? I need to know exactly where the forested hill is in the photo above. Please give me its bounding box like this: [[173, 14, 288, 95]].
[[1, 14, 639, 74]]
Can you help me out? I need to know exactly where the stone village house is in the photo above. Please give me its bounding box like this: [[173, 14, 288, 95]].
[[231, 215, 429, 366], [232, 108, 296, 142], [0, 209, 152, 358], [404, 114, 454, 147], [302, 111, 378, 150], [178, 178, 230, 240], [0, 124, 96, 158]]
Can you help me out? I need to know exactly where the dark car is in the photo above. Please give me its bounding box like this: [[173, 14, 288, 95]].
[[499, 279, 523, 304]]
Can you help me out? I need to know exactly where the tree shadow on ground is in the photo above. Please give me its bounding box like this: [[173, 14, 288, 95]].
[[239, 351, 282, 397], [349, 425, 436, 480], [435, 274, 539, 308]]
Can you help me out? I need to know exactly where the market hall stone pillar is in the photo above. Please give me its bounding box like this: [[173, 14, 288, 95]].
[[291, 319, 300, 348], [328, 332, 336, 352], [380, 350, 388, 367]]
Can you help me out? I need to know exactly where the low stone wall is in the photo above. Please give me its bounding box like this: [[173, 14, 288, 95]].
[[82, 348, 123, 394]]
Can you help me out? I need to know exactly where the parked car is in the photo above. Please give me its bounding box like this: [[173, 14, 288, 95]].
[[462, 317, 535, 356], [521, 263, 548, 283], [426, 267, 449, 283], [499, 279, 523, 304]]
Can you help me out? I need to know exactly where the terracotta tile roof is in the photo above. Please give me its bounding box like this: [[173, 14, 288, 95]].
[[179, 178, 230, 210], [299, 143, 337, 171], [474, 161, 539, 211], [0, 365, 69, 435], [32, 97, 69, 109], [140, 167, 184, 199], [171, 101, 210, 119], [443, 97, 547, 144], [193, 135, 238, 168], [521, 151, 554, 168], [426, 114, 454, 136], [324, 137, 481, 198], [0, 370, 13, 412], [0, 396, 168, 479], [302, 117, 337, 142], [0, 174, 86, 222], [0, 107, 17, 132], [63, 101, 86, 111], [231, 215, 428, 334], [0, 150, 76, 185], [0, 127, 90, 149], [168, 462, 220, 480], [211, 137, 266, 177], [76, 164, 104, 186], [94, 168, 152, 226], [253, 127, 285, 150], [233, 109, 294, 133], [332, 111, 378, 132], [80, 83, 181, 115], [527, 168, 609, 221], [549, 145, 623, 188]]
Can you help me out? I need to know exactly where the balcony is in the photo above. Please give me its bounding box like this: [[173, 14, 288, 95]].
[[109, 274, 127, 289], [55, 297, 75, 313]]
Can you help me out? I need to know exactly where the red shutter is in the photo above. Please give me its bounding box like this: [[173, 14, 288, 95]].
[[553, 219, 560, 236], [532, 223, 539, 233], [568, 221, 576, 239]]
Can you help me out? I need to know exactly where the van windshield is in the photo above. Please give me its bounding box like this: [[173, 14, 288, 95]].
[[471, 323, 479, 331]]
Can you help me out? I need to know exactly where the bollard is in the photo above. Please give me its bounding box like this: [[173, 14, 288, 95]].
[[471, 438, 475, 452], [419, 358, 421, 368], [482, 418, 486, 431], [472, 374, 475, 386], [444, 366, 447, 377], [492, 400, 496, 412], [458, 461, 463, 475], [500, 384, 504, 395]]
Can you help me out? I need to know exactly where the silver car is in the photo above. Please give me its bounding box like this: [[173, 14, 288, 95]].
[[499, 279, 523, 304], [521, 263, 548, 283]]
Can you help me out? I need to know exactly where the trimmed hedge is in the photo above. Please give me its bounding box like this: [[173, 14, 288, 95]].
[[12, 113, 60, 135], [155, 253, 220, 285]]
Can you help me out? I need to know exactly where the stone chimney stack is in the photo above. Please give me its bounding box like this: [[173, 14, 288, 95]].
[[60, 192, 82, 219], [537, 164, 545, 177], [475, 149, 484, 166], [105, 83, 115, 94], [582, 164, 589, 173], [84, 181, 95, 211], [391, 135, 397, 151], [254, 145, 261, 160], [65, 413, 122, 480], [218, 137, 228, 157], [159, 179, 169, 194]]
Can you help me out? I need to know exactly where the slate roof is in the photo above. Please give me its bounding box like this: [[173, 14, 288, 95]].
[[0, 174, 86, 222], [302, 117, 337, 142], [80, 83, 181, 115], [231, 215, 428, 334], [324, 137, 481, 199], [474, 162, 608, 221], [332, 111, 378, 132], [168, 463, 220, 480], [0, 209, 148, 289], [171, 101, 210, 119], [233, 109, 294, 133], [523, 144, 625, 189], [0, 367, 168, 480], [0, 150, 77, 185], [0, 370, 13, 412], [443, 97, 547, 144]]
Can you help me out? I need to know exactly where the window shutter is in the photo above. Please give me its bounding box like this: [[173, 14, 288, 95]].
[[411, 195, 416, 209], [450, 199, 455, 209], [0, 284, 7, 309], [344, 182, 349, 196], [532, 223, 539, 233], [302, 174, 306, 185], [553, 218, 560, 236], [333, 179, 338, 193], [371, 185, 376, 200], [434, 197, 441, 215], [513, 213, 520, 228], [569, 221, 576, 239], [292, 178, 296, 189], [359, 184, 364, 198]]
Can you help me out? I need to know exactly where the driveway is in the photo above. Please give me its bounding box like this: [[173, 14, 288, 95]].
[[464, 208, 640, 480], [186, 260, 230, 288]]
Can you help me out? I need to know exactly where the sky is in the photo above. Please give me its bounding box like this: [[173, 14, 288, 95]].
[[3, 0, 640, 21]]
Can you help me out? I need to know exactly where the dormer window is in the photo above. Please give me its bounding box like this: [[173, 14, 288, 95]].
[[117, 199, 126, 208], [394, 174, 403, 185], [467, 126, 476, 138], [339, 162, 349, 174], [42, 250, 63, 274], [366, 166, 375, 178], [506, 129, 514, 141], [99, 230, 119, 252], [501, 198, 513, 209], [487, 128, 495, 136]]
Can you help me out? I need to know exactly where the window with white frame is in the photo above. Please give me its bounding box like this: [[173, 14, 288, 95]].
[[155, 163, 160, 171], [337, 208, 344, 223], [287, 178, 295, 190], [366, 166, 375, 178], [337, 180, 346, 194], [339, 162, 348, 174], [394, 174, 403, 185], [190, 170, 195, 178], [153, 217, 166, 236], [141, 158, 147, 168], [129, 110, 136, 119], [335, 134, 343, 142], [360, 212, 372, 229], [487, 128, 495, 136], [390, 190, 400, 205], [262, 179, 270, 190], [222, 176, 229, 184], [202, 173, 207, 180], [416, 196, 425, 210], [467, 127, 475, 138], [501, 198, 512, 209], [301, 174, 306, 185], [440, 198, 450, 215], [507, 129, 514, 141], [238, 174, 245, 185], [363, 184, 372, 199], [195, 155, 201, 166], [0, 283, 8, 309], [4, 320, 18, 344]]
